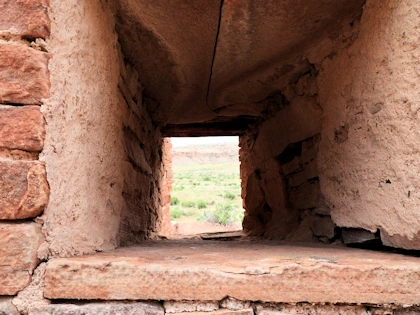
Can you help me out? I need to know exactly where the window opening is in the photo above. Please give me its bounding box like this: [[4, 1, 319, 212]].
[[168, 136, 244, 236]]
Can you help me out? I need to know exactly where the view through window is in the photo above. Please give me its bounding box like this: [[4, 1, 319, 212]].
[[169, 136, 244, 236]]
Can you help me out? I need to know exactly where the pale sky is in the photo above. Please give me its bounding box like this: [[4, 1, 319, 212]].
[[170, 136, 238, 148]]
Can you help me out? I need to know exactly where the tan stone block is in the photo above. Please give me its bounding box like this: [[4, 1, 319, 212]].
[[220, 297, 252, 311], [29, 302, 164, 315], [310, 215, 336, 239], [0, 160, 49, 219], [256, 303, 369, 315], [0, 222, 44, 295], [0, 43, 50, 105], [0, 105, 45, 151], [0, 0, 50, 39], [164, 300, 219, 313], [170, 310, 253, 315]]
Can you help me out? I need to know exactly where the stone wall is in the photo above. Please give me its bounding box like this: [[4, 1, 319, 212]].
[[239, 82, 336, 243], [39, 0, 165, 257], [240, 0, 420, 250], [0, 0, 51, 310], [316, 0, 420, 250]]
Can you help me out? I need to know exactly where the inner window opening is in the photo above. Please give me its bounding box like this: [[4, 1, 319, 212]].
[[168, 136, 244, 236]]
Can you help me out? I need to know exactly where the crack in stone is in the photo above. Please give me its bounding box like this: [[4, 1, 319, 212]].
[[205, 0, 225, 113]]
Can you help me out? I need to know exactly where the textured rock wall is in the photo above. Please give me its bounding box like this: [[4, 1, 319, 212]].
[[317, 0, 420, 250], [40, 0, 165, 257], [0, 0, 50, 305], [239, 84, 336, 243]]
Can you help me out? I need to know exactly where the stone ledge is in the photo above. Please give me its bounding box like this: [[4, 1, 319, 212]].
[[28, 301, 164, 315], [0, 42, 50, 105], [0, 160, 49, 220], [0, 0, 50, 39], [0, 105, 45, 152], [0, 222, 44, 295], [44, 240, 420, 305]]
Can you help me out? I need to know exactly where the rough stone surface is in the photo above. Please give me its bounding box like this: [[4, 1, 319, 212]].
[[164, 300, 219, 313], [0, 297, 19, 315], [116, 0, 363, 124], [170, 310, 253, 315], [28, 301, 164, 315], [13, 263, 50, 314], [0, 105, 45, 152], [220, 297, 252, 311], [342, 228, 378, 245], [41, 0, 164, 257], [44, 240, 420, 304], [317, 0, 420, 250], [0, 42, 50, 105], [256, 304, 370, 315], [0, 222, 44, 295], [0, 160, 49, 219], [0, 0, 50, 39]]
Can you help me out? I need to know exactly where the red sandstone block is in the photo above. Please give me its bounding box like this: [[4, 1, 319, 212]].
[[0, 105, 45, 151], [0, 0, 50, 39], [0, 222, 44, 295], [0, 160, 49, 219], [0, 43, 50, 105]]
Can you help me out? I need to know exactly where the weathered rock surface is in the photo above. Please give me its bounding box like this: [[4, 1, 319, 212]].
[[0, 297, 19, 315], [0, 105, 45, 151], [0, 0, 50, 39], [170, 310, 253, 315], [0, 222, 44, 295], [116, 0, 363, 124], [164, 300, 219, 313], [28, 301, 164, 315], [13, 263, 50, 314], [220, 297, 252, 311], [317, 0, 420, 250], [0, 160, 49, 219], [255, 304, 370, 315], [0, 43, 50, 105], [44, 240, 420, 304], [342, 228, 378, 245]]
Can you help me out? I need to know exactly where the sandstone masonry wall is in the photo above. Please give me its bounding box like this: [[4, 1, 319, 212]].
[[316, 0, 420, 250], [0, 0, 51, 309], [239, 83, 337, 243], [39, 0, 165, 257]]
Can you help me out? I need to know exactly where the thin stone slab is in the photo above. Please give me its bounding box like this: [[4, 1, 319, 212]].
[[28, 301, 164, 315], [44, 240, 420, 305]]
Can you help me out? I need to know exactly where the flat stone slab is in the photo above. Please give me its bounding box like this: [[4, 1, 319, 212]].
[[44, 240, 420, 305], [29, 301, 163, 315]]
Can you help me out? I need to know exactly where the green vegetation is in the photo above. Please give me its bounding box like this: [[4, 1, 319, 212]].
[[181, 201, 195, 208], [170, 196, 179, 205], [170, 163, 244, 226], [197, 200, 207, 209]]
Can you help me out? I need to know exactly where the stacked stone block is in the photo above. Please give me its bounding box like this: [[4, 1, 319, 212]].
[[0, 0, 50, 303]]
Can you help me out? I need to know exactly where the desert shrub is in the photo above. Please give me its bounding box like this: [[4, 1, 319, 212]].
[[170, 207, 182, 219], [214, 203, 233, 225], [199, 204, 241, 226], [223, 191, 236, 200], [170, 196, 179, 205], [182, 208, 196, 217], [181, 201, 195, 208], [203, 176, 211, 181], [197, 200, 207, 209]]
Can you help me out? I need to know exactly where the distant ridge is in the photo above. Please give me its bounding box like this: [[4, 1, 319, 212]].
[[171, 143, 239, 167]]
